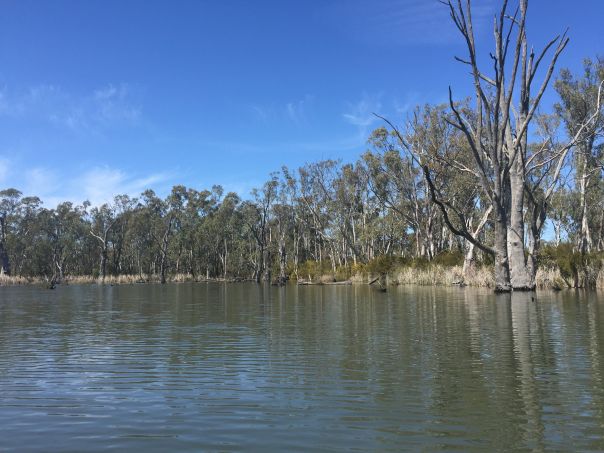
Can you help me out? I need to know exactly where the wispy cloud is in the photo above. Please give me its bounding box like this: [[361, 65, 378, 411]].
[[0, 156, 174, 207], [286, 94, 314, 125], [74, 166, 171, 206], [343, 92, 383, 137], [320, 0, 496, 46], [247, 94, 316, 126], [250, 104, 270, 123], [0, 83, 141, 134], [24, 167, 61, 199], [0, 157, 9, 185]]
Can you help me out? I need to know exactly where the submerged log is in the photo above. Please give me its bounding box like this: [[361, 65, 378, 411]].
[[369, 273, 388, 292], [297, 279, 352, 286]]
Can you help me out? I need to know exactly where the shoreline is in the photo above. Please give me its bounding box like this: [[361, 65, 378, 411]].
[[2, 264, 603, 291]]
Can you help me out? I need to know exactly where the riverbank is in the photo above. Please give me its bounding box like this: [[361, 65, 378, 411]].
[[2, 264, 603, 290], [354, 265, 604, 290], [0, 273, 249, 287]]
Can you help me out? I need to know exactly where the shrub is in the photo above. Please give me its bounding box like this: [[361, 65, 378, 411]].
[[432, 250, 464, 267]]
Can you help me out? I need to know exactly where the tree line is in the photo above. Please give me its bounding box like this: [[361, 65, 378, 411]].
[[0, 1, 602, 291]]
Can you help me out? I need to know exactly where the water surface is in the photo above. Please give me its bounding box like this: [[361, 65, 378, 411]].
[[1, 283, 603, 451]]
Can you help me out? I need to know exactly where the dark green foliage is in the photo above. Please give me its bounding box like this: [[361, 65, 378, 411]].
[[432, 250, 464, 267], [540, 244, 604, 288]]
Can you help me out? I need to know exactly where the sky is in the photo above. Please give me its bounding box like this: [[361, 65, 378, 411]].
[[0, 0, 602, 206]]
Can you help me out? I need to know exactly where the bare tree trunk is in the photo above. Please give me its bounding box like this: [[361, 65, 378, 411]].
[[278, 237, 287, 285], [494, 208, 512, 292], [159, 252, 167, 284], [554, 221, 562, 246], [223, 238, 228, 279], [256, 246, 264, 283], [463, 207, 492, 279], [578, 156, 592, 254], [508, 153, 534, 290], [0, 216, 10, 276], [597, 210, 604, 252], [100, 249, 108, 283], [263, 248, 271, 282]]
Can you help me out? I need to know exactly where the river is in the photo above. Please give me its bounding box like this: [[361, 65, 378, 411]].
[[1, 283, 603, 451]]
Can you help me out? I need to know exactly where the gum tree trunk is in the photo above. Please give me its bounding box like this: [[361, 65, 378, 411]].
[[507, 151, 535, 290], [494, 207, 512, 292]]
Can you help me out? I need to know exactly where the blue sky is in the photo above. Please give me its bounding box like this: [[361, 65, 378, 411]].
[[0, 0, 602, 206]]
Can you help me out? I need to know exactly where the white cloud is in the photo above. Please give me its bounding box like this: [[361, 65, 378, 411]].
[[24, 167, 60, 196], [248, 95, 316, 126], [343, 93, 383, 136], [0, 158, 9, 185], [321, 0, 496, 46], [71, 166, 170, 207], [0, 159, 174, 207], [250, 105, 270, 123], [286, 94, 314, 125], [0, 83, 141, 133], [93, 83, 141, 123]]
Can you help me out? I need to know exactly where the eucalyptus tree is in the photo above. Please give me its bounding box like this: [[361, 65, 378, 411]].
[[280, 167, 305, 278], [137, 187, 183, 284], [298, 160, 344, 271], [243, 176, 278, 282], [10, 196, 43, 276], [329, 163, 367, 265], [214, 191, 242, 278], [42, 202, 87, 282], [170, 187, 212, 276], [429, 0, 570, 291], [554, 58, 604, 254], [110, 194, 136, 275], [0, 188, 22, 275], [89, 202, 119, 282], [413, 109, 492, 274], [363, 128, 425, 258]]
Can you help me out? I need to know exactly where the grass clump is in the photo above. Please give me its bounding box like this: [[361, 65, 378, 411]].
[[539, 244, 604, 288]]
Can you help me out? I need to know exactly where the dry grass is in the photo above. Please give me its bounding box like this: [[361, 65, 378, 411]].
[[392, 265, 462, 286], [319, 274, 336, 283], [0, 274, 39, 286], [596, 268, 604, 290], [535, 267, 565, 290], [388, 265, 494, 287], [1, 266, 602, 290], [0, 273, 205, 287], [65, 274, 147, 285], [459, 265, 496, 288]]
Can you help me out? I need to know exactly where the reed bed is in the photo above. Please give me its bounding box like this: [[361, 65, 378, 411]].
[[1, 264, 602, 290], [387, 265, 494, 287], [0, 274, 39, 286]]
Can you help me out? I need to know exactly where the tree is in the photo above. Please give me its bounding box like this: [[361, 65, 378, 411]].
[[428, 0, 569, 291], [89, 203, 119, 282], [554, 58, 604, 254], [0, 189, 22, 275]]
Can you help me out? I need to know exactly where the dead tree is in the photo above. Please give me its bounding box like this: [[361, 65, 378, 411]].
[[429, 0, 569, 291]]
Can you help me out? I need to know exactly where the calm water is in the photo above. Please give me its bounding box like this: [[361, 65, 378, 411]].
[[1, 283, 603, 451]]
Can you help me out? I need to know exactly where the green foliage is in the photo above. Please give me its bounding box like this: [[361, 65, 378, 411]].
[[539, 244, 604, 287], [364, 255, 408, 274], [295, 260, 334, 281], [432, 250, 464, 267]]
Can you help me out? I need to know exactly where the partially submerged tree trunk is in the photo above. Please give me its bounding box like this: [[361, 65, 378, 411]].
[[508, 152, 534, 290], [0, 216, 10, 276], [578, 154, 593, 254], [463, 206, 492, 279], [277, 236, 287, 285], [421, 0, 568, 292], [493, 206, 512, 293]]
